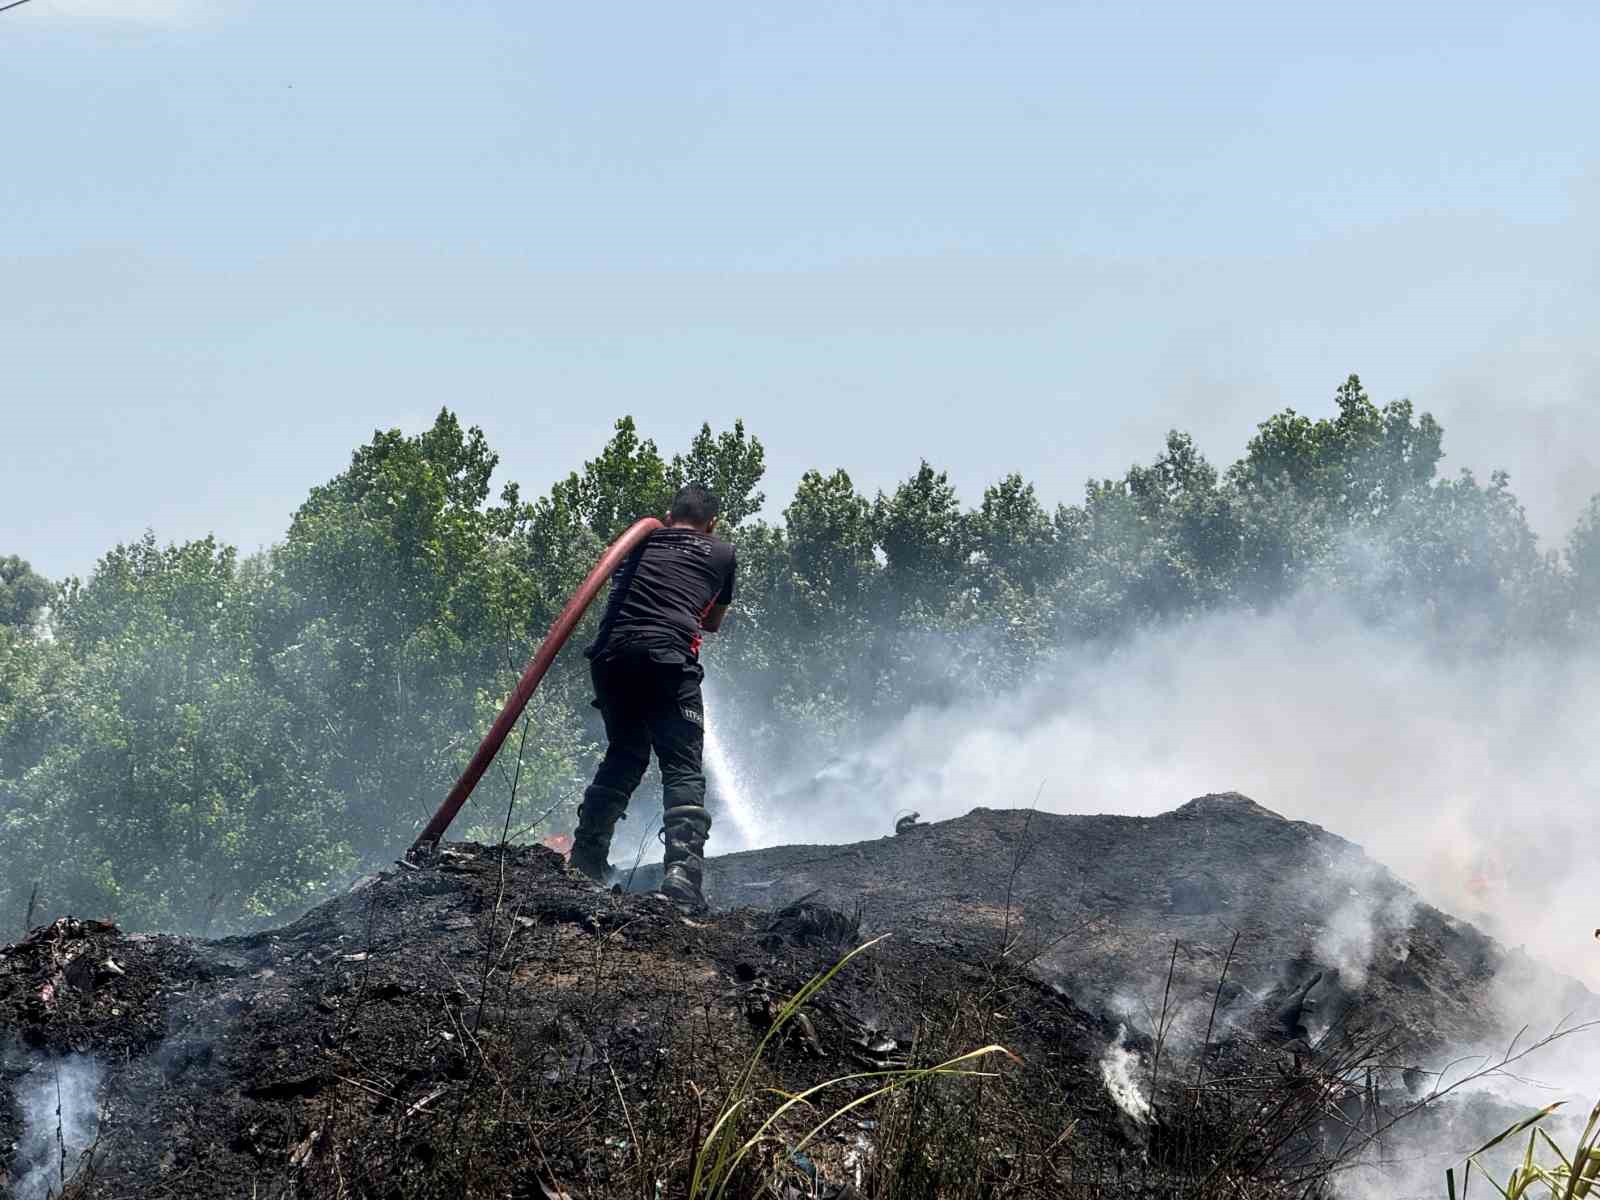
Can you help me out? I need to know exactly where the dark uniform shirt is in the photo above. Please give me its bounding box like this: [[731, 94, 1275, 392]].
[[586, 527, 736, 661]]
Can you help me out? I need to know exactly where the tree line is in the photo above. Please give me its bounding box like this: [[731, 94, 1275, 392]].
[[4, 377, 1598, 933]]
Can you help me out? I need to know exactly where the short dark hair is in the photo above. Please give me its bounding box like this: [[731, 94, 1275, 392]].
[[669, 483, 721, 526]]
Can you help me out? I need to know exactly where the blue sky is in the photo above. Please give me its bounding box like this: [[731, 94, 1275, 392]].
[[4, 0, 1597, 580]]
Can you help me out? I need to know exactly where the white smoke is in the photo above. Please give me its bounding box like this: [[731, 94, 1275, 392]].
[[741, 596, 1600, 1001], [11, 1055, 103, 1200], [1098, 1025, 1151, 1125], [1314, 855, 1419, 991]]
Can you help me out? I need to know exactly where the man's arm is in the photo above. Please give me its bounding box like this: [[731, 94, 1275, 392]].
[[700, 549, 736, 632]]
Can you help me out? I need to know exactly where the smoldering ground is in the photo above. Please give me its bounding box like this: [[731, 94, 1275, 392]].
[[4, 1052, 103, 1200]]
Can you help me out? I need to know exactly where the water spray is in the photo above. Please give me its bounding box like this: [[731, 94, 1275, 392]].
[[702, 680, 763, 849]]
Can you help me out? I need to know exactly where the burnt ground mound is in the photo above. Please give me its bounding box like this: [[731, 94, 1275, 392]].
[[1, 793, 1594, 1199], [633, 792, 1595, 1058]]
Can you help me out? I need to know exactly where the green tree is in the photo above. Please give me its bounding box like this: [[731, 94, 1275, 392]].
[[0, 618, 75, 899], [1055, 475, 1170, 636], [969, 474, 1057, 598], [784, 469, 879, 633], [553, 417, 671, 542], [1350, 468, 1550, 640], [873, 462, 969, 620], [738, 470, 880, 747], [276, 410, 518, 858], [958, 475, 1060, 685], [669, 419, 767, 528], [1125, 431, 1241, 615], [9, 534, 351, 930], [1, 555, 53, 629], [1229, 376, 1440, 516], [1226, 376, 1444, 604]]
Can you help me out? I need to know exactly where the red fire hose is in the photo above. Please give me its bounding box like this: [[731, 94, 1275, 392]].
[[407, 516, 664, 857]]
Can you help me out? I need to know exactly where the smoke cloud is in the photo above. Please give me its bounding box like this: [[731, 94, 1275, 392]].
[[10, 1055, 103, 1200], [1098, 1026, 1151, 1126], [719, 594, 1599, 1000], [1314, 855, 1420, 993]]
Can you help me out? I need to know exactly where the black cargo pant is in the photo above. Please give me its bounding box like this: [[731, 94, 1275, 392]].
[[588, 646, 707, 815]]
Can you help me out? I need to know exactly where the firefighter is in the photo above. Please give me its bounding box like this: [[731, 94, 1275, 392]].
[[568, 484, 735, 908]]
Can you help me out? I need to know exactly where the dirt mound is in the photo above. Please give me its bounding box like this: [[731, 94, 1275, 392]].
[[2, 795, 1590, 1198], [2, 844, 1126, 1198], [634, 792, 1594, 1061]]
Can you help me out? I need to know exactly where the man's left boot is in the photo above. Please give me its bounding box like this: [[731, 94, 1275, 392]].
[[658, 803, 712, 909], [570, 785, 629, 882]]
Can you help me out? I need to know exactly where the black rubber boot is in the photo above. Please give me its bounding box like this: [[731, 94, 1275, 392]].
[[658, 803, 711, 908], [570, 785, 629, 882]]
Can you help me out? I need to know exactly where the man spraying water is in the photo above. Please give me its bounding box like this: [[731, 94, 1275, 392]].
[[569, 484, 735, 909]]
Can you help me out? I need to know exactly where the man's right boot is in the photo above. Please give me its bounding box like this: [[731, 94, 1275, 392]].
[[658, 803, 712, 909], [569, 785, 629, 883]]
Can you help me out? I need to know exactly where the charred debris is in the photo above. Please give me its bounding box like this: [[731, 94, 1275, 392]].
[[2, 793, 1593, 1198]]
